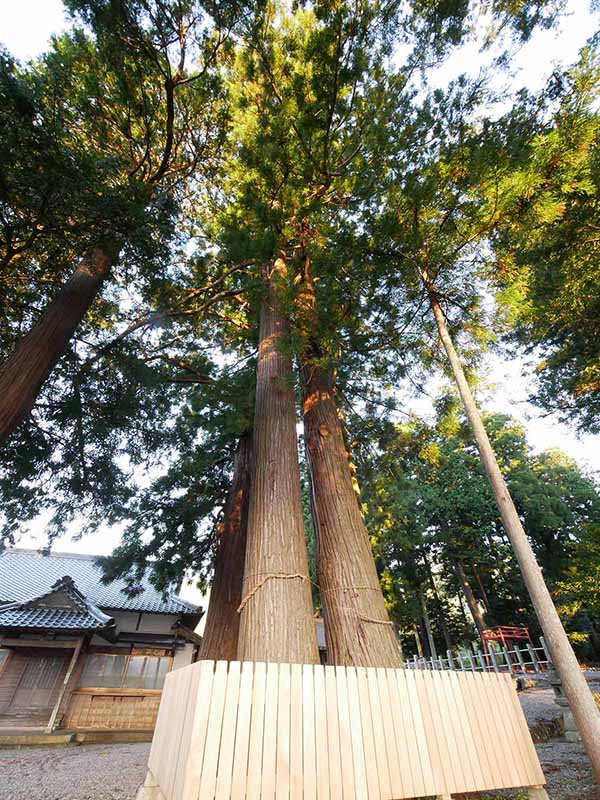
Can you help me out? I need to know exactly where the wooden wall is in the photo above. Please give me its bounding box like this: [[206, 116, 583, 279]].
[[64, 688, 161, 730]]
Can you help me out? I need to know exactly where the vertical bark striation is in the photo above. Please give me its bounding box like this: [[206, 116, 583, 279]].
[[456, 561, 487, 643], [237, 259, 319, 664], [200, 433, 252, 661], [302, 361, 403, 667], [0, 247, 114, 446]]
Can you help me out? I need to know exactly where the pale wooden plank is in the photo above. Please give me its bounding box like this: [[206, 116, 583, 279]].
[[231, 661, 255, 800], [445, 669, 478, 793], [313, 665, 330, 800], [276, 663, 292, 800], [413, 668, 450, 798], [365, 666, 391, 800], [429, 668, 462, 794], [324, 665, 343, 800], [355, 667, 380, 800], [290, 663, 304, 800], [246, 661, 267, 800], [336, 666, 356, 800], [155, 670, 179, 795], [485, 671, 524, 789], [148, 669, 173, 780], [496, 672, 535, 785], [173, 663, 201, 800], [403, 668, 437, 798], [198, 660, 230, 800], [182, 660, 216, 800], [165, 666, 192, 800], [504, 673, 546, 787], [346, 667, 368, 800], [215, 660, 242, 800], [478, 671, 519, 789], [385, 667, 412, 797], [375, 667, 401, 799], [303, 664, 317, 800], [261, 661, 279, 800], [456, 670, 496, 791], [470, 671, 507, 790]]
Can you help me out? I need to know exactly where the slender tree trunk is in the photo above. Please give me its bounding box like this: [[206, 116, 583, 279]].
[[424, 276, 600, 782], [0, 247, 115, 446], [199, 433, 252, 661], [456, 561, 488, 642], [419, 590, 438, 659], [413, 623, 424, 658], [302, 361, 402, 667], [425, 558, 453, 650], [471, 561, 491, 613], [237, 259, 319, 664]]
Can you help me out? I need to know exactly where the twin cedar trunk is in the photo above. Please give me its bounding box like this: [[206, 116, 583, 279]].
[[302, 362, 402, 667], [199, 433, 252, 661], [237, 260, 319, 664], [0, 247, 114, 445]]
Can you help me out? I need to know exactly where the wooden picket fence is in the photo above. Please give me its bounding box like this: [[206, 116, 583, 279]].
[[139, 659, 547, 800]]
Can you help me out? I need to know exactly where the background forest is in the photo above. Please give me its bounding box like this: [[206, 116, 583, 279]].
[[1, 0, 600, 663]]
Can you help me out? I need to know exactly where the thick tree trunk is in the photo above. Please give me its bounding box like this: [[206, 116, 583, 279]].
[[199, 433, 252, 661], [413, 623, 424, 658], [237, 259, 319, 664], [456, 561, 487, 642], [425, 558, 453, 650], [302, 362, 403, 667], [425, 275, 600, 782], [471, 561, 491, 614], [0, 247, 114, 446]]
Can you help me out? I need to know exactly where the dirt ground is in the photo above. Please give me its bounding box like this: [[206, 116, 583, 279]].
[[0, 686, 598, 800]]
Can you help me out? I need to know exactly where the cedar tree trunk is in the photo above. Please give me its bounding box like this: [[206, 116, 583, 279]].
[[302, 361, 402, 667], [237, 259, 319, 664], [199, 433, 252, 661], [456, 561, 487, 642], [424, 273, 600, 782], [0, 246, 114, 445]]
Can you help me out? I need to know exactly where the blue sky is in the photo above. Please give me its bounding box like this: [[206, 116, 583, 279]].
[[0, 0, 599, 563]]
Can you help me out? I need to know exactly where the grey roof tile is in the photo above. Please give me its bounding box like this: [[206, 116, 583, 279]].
[[0, 549, 197, 615]]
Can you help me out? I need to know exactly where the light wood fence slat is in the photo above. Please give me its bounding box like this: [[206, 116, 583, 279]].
[[365, 665, 392, 800], [215, 661, 242, 800], [246, 662, 267, 800], [313, 665, 330, 800], [324, 666, 342, 800], [231, 661, 255, 800], [276, 662, 291, 800], [355, 667, 380, 800], [173, 664, 201, 800], [346, 667, 368, 800], [198, 660, 230, 800], [261, 661, 279, 800], [335, 665, 356, 800], [143, 659, 548, 800], [302, 665, 317, 800], [289, 663, 304, 800], [375, 667, 402, 799], [182, 660, 216, 800]]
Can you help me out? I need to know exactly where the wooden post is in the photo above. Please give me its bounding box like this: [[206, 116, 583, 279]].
[[423, 274, 600, 784], [502, 647, 514, 675], [527, 644, 541, 674], [46, 636, 85, 733]]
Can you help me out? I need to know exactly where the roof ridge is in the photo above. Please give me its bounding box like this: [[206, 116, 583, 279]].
[[2, 548, 100, 561]]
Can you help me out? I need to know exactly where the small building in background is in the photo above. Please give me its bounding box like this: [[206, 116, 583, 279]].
[[0, 549, 202, 735]]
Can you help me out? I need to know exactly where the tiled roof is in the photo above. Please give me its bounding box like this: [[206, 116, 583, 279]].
[[0, 575, 115, 631], [0, 549, 198, 615]]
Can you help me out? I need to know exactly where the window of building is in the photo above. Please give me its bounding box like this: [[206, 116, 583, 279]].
[[79, 652, 171, 690]]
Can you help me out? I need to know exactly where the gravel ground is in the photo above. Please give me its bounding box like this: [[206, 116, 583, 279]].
[[0, 741, 150, 800], [0, 687, 598, 800]]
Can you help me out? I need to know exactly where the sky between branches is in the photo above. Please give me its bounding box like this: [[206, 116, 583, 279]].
[[0, 0, 599, 568]]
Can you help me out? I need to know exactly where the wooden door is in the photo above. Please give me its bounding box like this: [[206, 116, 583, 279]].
[[8, 652, 69, 713]]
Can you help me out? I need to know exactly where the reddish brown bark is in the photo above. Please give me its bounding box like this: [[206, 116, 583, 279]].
[[302, 362, 402, 667], [456, 561, 488, 643], [0, 247, 114, 445], [199, 433, 252, 661], [237, 259, 319, 664]]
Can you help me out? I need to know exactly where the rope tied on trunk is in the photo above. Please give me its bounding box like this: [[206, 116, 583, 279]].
[[358, 615, 394, 626], [237, 573, 310, 613]]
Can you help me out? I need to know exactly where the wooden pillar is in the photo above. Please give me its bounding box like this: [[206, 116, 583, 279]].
[[46, 636, 85, 732]]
